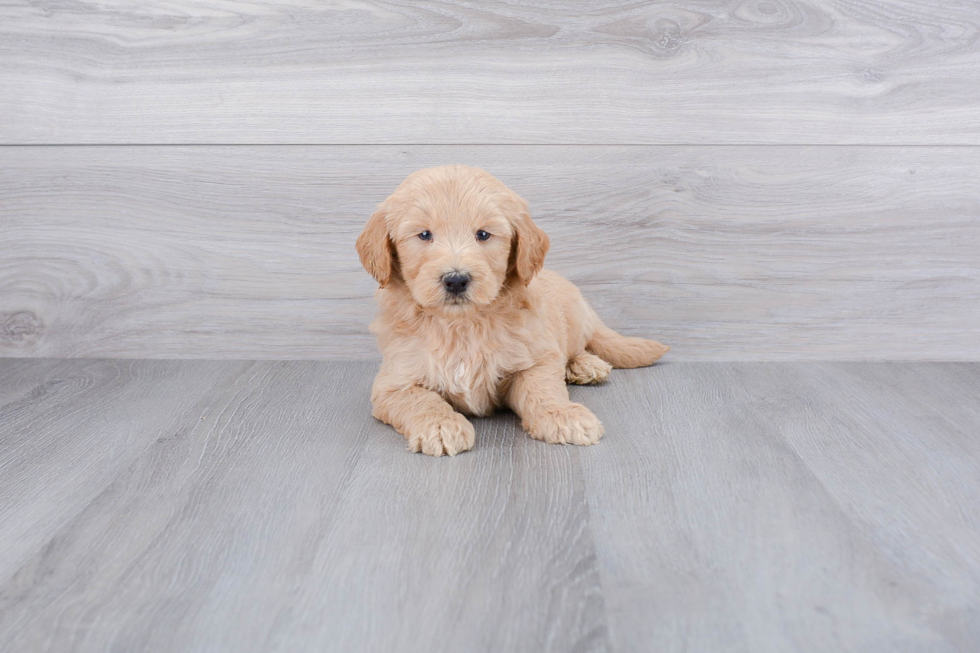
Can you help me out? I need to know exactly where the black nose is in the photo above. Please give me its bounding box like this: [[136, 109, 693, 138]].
[[443, 271, 471, 295]]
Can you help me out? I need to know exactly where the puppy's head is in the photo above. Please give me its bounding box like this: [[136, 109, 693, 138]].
[[356, 165, 549, 316]]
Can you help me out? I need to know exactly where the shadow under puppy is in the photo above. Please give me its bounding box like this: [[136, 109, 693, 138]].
[[356, 165, 668, 456]]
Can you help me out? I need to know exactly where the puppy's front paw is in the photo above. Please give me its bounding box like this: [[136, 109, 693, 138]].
[[407, 412, 476, 457], [527, 403, 604, 446]]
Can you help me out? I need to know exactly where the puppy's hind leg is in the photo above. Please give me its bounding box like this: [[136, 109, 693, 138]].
[[566, 352, 612, 385]]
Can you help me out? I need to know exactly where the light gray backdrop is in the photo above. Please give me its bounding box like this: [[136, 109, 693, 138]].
[[2, 1, 978, 360]]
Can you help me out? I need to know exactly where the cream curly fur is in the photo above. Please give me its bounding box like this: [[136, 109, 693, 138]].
[[356, 165, 668, 456]]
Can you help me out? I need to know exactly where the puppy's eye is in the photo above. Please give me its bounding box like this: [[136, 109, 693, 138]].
[[418, 230, 432, 241], [476, 230, 491, 241]]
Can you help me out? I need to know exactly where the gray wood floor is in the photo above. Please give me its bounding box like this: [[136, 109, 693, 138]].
[[1, 359, 978, 652]]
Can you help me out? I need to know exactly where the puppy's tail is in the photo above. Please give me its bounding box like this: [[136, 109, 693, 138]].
[[587, 326, 669, 369]]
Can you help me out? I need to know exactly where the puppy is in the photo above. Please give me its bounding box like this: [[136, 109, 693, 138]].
[[356, 165, 668, 456]]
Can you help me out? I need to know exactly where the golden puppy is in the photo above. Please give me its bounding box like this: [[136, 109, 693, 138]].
[[356, 165, 668, 456]]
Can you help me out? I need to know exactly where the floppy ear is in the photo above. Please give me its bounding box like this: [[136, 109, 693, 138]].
[[507, 194, 550, 285], [356, 205, 394, 288]]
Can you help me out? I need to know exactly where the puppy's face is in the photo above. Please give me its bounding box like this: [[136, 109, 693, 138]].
[[357, 166, 549, 316], [391, 189, 512, 313]]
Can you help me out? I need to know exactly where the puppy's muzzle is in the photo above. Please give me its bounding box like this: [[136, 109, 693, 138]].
[[442, 271, 471, 296]]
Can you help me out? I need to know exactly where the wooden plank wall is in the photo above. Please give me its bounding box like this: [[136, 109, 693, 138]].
[[1, 1, 978, 360]]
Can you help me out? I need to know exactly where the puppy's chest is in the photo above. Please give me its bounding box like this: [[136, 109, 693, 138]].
[[419, 332, 529, 416]]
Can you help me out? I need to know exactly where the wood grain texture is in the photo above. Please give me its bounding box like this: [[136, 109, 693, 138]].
[[1, 1, 979, 144], [0, 359, 608, 653], [1, 359, 978, 652], [0, 359, 248, 590], [2, 145, 978, 361], [577, 362, 980, 652], [264, 410, 607, 653]]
